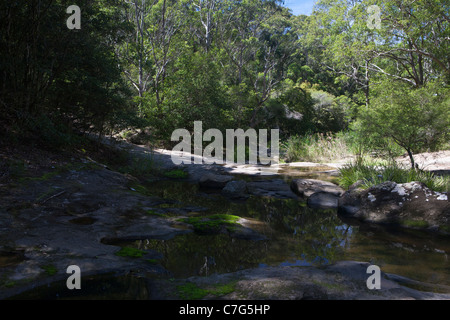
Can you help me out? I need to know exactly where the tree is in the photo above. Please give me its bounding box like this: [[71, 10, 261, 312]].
[[0, 0, 133, 143], [191, 0, 221, 51], [117, 0, 182, 111], [368, 0, 450, 87], [355, 79, 449, 169], [216, 0, 296, 128], [302, 0, 384, 107]]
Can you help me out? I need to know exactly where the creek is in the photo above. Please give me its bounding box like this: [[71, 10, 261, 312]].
[[5, 163, 450, 299], [120, 166, 450, 288]]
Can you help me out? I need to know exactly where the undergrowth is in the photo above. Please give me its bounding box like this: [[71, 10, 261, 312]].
[[338, 160, 450, 192]]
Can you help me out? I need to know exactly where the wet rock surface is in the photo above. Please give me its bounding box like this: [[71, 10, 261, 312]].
[[290, 179, 344, 198], [307, 191, 340, 209], [222, 180, 247, 199], [199, 173, 234, 189], [247, 179, 298, 199]]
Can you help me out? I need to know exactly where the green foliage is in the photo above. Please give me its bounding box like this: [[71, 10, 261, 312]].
[[355, 79, 450, 168], [145, 259, 159, 264], [118, 156, 155, 177], [1, 0, 448, 167], [210, 281, 237, 296], [400, 220, 430, 229], [0, 0, 134, 146], [145, 209, 166, 217]]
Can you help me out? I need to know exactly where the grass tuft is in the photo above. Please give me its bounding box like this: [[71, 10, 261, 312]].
[[282, 132, 353, 163], [338, 160, 450, 192]]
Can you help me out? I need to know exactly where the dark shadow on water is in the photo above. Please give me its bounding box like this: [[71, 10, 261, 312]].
[[7, 272, 157, 300]]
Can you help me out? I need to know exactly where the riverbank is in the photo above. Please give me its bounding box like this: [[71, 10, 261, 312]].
[[1, 137, 449, 300]]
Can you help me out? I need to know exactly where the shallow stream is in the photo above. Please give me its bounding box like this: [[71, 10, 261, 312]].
[[7, 165, 450, 299], [126, 167, 450, 288]]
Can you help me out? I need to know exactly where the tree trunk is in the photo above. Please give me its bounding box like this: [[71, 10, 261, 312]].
[[407, 148, 415, 170]]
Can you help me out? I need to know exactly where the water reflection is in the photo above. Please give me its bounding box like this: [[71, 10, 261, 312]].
[[116, 197, 350, 278]]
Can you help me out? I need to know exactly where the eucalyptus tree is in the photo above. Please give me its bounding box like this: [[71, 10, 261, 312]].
[[191, 0, 221, 51], [117, 0, 183, 112], [367, 0, 449, 87], [302, 0, 383, 106], [216, 0, 297, 127]]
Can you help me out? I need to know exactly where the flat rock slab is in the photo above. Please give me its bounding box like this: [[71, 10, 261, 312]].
[[246, 179, 298, 199], [290, 179, 344, 198], [307, 191, 340, 209], [222, 180, 248, 198], [199, 173, 234, 189]]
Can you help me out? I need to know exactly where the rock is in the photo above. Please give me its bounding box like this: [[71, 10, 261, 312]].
[[198, 173, 234, 189], [307, 192, 339, 209], [290, 179, 344, 198], [338, 181, 450, 234], [247, 179, 298, 199], [222, 180, 247, 198]]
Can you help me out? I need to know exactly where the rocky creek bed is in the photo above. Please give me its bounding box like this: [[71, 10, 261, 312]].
[[0, 139, 449, 300]]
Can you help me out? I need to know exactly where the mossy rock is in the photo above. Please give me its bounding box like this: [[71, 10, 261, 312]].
[[163, 169, 188, 179], [176, 281, 237, 300], [40, 264, 57, 276], [179, 214, 241, 234], [115, 247, 147, 258], [177, 282, 209, 300], [145, 209, 167, 217], [400, 219, 430, 229]]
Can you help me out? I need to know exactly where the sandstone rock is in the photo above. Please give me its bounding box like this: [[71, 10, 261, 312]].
[[290, 179, 344, 198], [307, 191, 340, 209], [247, 179, 298, 199], [222, 180, 247, 198], [338, 181, 450, 234], [199, 173, 234, 189]]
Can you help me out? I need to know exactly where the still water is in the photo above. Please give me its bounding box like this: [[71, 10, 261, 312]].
[[124, 169, 450, 288]]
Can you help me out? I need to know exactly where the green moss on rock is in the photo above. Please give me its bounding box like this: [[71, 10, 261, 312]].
[[179, 214, 241, 234], [163, 169, 188, 179], [41, 264, 57, 276], [115, 247, 146, 258], [400, 219, 430, 229]]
